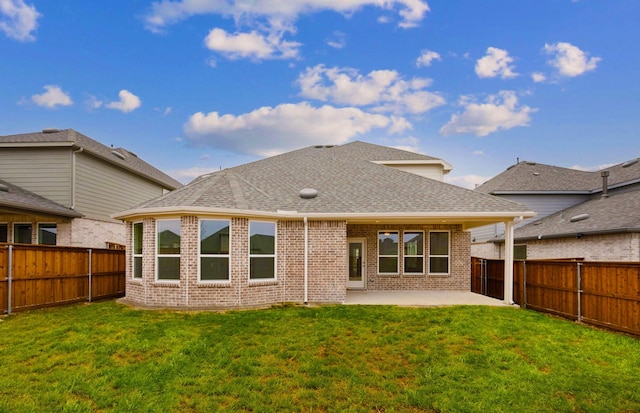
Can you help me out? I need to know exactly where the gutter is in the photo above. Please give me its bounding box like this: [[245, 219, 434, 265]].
[[491, 227, 640, 243]]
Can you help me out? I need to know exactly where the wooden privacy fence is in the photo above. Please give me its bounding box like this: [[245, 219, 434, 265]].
[[0, 243, 125, 314], [472, 257, 640, 336]]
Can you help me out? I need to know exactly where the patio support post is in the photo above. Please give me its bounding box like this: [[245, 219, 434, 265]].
[[503, 220, 515, 305], [303, 217, 308, 305], [7, 244, 12, 315], [88, 249, 92, 302]]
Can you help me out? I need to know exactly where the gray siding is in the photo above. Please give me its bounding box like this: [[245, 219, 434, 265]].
[[75, 153, 167, 222], [0, 147, 72, 206], [470, 193, 589, 242]]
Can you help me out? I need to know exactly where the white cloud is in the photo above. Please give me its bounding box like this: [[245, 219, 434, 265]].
[[531, 72, 546, 83], [416, 49, 441, 67], [445, 174, 492, 190], [85, 95, 103, 110], [169, 166, 219, 184], [475, 47, 518, 79], [204, 25, 301, 60], [0, 0, 40, 41], [326, 30, 346, 49], [472, 150, 485, 156], [297, 65, 444, 114], [544, 42, 601, 77], [390, 136, 420, 153], [145, 0, 429, 33], [31, 85, 73, 108], [440, 91, 536, 137], [106, 90, 142, 113], [184, 102, 393, 157]]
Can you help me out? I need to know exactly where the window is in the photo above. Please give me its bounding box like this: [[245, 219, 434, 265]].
[[378, 231, 399, 274], [0, 224, 7, 243], [133, 222, 143, 279], [249, 221, 275, 280], [38, 223, 57, 245], [157, 219, 181, 281], [200, 219, 230, 281], [14, 223, 32, 244], [429, 231, 450, 275], [514, 245, 527, 260], [403, 231, 424, 274]]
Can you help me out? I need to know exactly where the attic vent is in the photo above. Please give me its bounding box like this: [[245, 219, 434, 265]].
[[533, 172, 540, 176], [570, 214, 590, 223], [526, 161, 537, 165], [42, 128, 59, 134], [0, 183, 8, 192], [314, 145, 324, 148], [111, 150, 126, 160], [314, 145, 335, 149], [622, 158, 638, 168], [299, 188, 318, 199]]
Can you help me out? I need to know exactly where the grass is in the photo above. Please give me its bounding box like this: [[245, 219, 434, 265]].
[[0, 302, 639, 412]]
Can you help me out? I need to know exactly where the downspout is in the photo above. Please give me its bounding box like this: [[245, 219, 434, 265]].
[[304, 217, 309, 305], [71, 147, 84, 209]]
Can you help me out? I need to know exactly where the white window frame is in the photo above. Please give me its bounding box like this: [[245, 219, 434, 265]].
[[132, 222, 143, 279], [156, 219, 181, 282], [198, 218, 231, 283], [37, 223, 57, 245], [377, 230, 399, 275], [428, 230, 450, 275], [249, 220, 277, 281], [403, 230, 425, 274], [13, 222, 32, 244]]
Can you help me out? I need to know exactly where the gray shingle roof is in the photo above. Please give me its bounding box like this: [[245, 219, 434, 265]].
[[0, 179, 83, 218], [121, 141, 533, 218], [0, 129, 182, 189], [512, 189, 640, 240], [476, 157, 640, 194]]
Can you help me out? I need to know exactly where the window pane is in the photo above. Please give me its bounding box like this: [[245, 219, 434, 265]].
[[133, 257, 143, 278], [0, 224, 7, 243], [201, 257, 229, 280], [14, 224, 32, 244], [158, 257, 180, 280], [250, 222, 275, 255], [378, 232, 398, 255], [133, 223, 143, 254], [430, 232, 449, 255], [201, 220, 230, 254], [250, 257, 275, 279], [404, 232, 423, 255], [158, 220, 181, 254], [378, 257, 398, 273], [514, 245, 527, 260], [38, 224, 57, 245], [404, 257, 424, 273], [430, 257, 449, 274]]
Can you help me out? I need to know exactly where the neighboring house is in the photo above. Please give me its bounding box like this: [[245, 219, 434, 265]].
[[114, 141, 534, 309], [471, 157, 640, 261], [0, 129, 182, 248]]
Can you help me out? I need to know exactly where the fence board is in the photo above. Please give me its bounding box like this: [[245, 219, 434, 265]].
[[1, 243, 125, 314]]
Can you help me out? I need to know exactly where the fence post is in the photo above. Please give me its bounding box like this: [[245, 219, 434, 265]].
[[88, 249, 92, 303], [577, 262, 582, 322], [7, 244, 12, 315], [523, 260, 527, 309]]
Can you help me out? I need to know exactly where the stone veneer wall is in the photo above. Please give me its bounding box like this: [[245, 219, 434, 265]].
[[124, 217, 347, 310], [347, 224, 470, 291]]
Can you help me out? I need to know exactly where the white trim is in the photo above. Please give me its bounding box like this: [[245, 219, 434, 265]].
[[428, 230, 450, 275], [347, 238, 367, 289], [248, 220, 277, 281], [198, 218, 231, 283], [155, 219, 181, 282], [403, 230, 425, 275], [377, 230, 399, 275]]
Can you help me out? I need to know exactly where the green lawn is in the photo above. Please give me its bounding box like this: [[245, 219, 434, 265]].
[[0, 301, 639, 412]]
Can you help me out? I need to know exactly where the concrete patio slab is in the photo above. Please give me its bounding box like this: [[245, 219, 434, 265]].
[[344, 290, 509, 307]]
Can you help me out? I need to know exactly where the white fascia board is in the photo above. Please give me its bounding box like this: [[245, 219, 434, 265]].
[[372, 159, 453, 173]]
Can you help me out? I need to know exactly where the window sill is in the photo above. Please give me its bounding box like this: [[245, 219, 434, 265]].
[[377, 273, 400, 278], [153, 281, 181, 287], [248, 279, 279, 287], [428, 273, 451, 278], [129, 279, 143, 285], [197, 281, 231, 288]]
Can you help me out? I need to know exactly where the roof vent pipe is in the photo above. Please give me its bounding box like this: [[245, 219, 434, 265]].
[[601, 170, 609, 198]]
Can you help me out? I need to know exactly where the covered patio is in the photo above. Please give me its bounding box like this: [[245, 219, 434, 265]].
[[344, 290, 510, 306]]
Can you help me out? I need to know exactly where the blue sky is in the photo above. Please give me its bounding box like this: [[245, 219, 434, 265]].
[[1, 1, 638, 188]]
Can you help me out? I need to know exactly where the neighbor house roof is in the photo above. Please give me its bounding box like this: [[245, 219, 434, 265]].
[[114, 141, 534, 228], [476, 157, 640, 195], [511, 189, 640, 241], [0, 129, 182, 190], [0, 179, 83, 218]]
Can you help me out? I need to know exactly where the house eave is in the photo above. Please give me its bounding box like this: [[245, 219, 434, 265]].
[[113, 206, 535, 228], [491, 227, 640, 243], [490, 190, 592, 196]]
